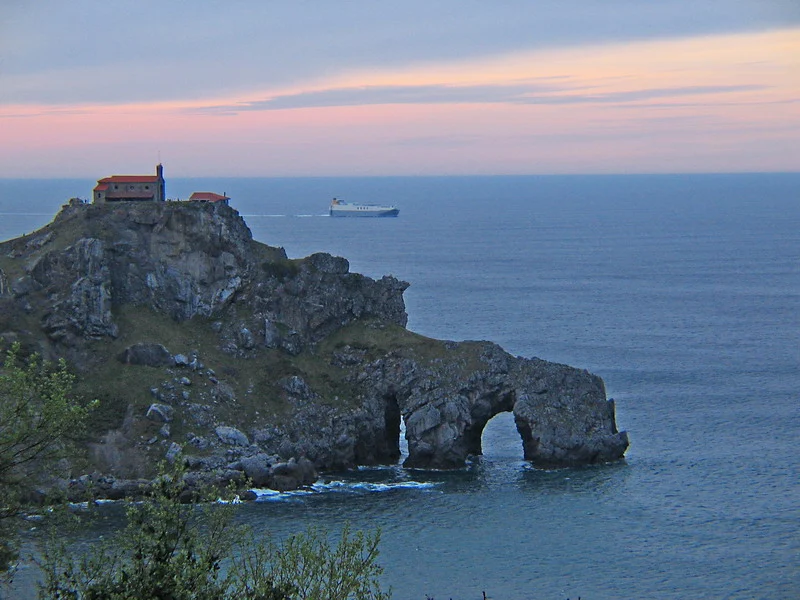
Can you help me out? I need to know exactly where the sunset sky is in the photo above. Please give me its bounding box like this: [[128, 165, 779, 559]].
[[1, 1, 798, 177]]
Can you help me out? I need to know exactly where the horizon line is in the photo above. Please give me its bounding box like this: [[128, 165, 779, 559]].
[[1, 170, 798, 181]]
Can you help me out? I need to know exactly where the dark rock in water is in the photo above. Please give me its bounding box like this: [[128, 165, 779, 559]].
[[0, 200, 628, 500], [269, 456, 318, 491], [271, 457, 317, 486], [239, 453, 275, 487], [240, 489, 258, 502]]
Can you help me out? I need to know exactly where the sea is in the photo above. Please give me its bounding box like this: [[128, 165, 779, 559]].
[[1, 174, 798, 599]]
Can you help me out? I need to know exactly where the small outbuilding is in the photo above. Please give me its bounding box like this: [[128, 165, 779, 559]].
[[188, 192, 230, 205]]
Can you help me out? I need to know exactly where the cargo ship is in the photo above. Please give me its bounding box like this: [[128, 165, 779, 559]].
[[329, 198, 399, 217]]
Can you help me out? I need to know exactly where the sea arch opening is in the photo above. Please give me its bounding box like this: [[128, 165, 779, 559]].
[[480, 411, 525, 461], [461, 391, 525, 461], [383, 392, 403, 464]]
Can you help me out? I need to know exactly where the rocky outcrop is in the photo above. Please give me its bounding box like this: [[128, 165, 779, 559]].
[[0, 200, 627, 497], [253, 253, 409, 348], [119, 343, 173, 367], [2, 201, 407, 357], [36, 237, 118, 342], [251, 340, 627, 470]]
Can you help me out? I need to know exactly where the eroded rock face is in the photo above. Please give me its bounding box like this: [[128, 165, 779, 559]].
[[36, 238, 118, 343], [256, 341, 628, 471], [1, 201, 408, 358], [252, 254, 409, 349], [0, 200, 627, 494]]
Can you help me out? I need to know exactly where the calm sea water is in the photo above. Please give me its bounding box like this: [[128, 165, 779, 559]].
[[1, 174, 798, 599]]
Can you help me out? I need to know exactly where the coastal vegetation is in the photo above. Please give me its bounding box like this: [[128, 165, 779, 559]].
[[37, 461, 389, 600], [0, 343, 388, 598], [0, 343, 95, 579]]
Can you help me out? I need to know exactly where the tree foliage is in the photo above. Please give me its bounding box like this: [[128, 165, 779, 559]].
[[37, 460, 390, 600], [0, 343, 389, 598], [0, 343, 95, 578], [267, 525, 389, 600]]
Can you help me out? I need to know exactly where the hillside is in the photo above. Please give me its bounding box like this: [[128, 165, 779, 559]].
[[0, 200, 628, 497]]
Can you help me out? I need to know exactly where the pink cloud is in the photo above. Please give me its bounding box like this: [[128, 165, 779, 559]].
[[1, 29, 798, 176]]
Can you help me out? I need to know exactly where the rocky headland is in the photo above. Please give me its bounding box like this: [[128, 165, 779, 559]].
[[0, 200, 628, 500]]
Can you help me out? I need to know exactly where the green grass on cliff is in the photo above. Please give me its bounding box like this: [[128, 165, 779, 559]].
[[319, 319, 489, 370], [73, 307, 489, 447]]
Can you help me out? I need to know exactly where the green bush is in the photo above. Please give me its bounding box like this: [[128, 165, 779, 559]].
[[37, 461, 390, 600], [0, 343, 95, 579]]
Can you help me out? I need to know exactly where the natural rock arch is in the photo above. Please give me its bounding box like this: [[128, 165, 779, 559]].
[[385, 344, 628, 470]]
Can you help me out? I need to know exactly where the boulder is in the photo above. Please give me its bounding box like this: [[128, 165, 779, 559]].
[[239, 453, 275, 487], [108, 478, 151, 500], [279, 375, 311, 400], [165, 442, 182, 463], [264, 319, 281, 348], [0, 268, 10, 297], [271, 457, 318, 488], [215, 425, 249, 447], [238, 326, 255, 349], [118, 343, 173, 367], [146, 403, 174, 423]]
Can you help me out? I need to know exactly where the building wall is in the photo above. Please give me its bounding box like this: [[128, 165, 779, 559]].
[[95, 182, 159, 203], [93, 165, 165, 203]]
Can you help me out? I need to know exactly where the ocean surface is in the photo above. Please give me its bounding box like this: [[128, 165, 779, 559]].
[[1, 174, 798, 599]]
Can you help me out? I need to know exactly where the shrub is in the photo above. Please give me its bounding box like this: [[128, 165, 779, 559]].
[[0, 343, 95, 579], [36, 460, 389, 600]]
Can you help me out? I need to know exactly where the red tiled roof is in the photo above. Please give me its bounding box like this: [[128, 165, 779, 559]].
[[189, 191, 230, 202], [94, 183, 109, 191], [98, 175, 160, 184]]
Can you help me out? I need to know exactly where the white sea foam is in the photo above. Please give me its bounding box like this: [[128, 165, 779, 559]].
[[250, 487, 315, 502], [313, 479, 438, 493], [215, 494, 243, 504], [240, 214, 287, 218], [249, 479, 439, 501]]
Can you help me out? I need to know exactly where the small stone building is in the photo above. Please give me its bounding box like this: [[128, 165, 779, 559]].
[[188, 191, 230, 205], [93, 164, 166, 203]]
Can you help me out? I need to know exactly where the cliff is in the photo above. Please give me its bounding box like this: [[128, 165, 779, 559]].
[[0, 201, 628, 495]]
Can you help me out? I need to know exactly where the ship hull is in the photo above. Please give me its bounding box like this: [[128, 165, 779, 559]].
[[329, 207, 399, 217]]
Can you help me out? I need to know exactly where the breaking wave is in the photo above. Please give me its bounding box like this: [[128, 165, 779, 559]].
[[250, 478, 440, 502]]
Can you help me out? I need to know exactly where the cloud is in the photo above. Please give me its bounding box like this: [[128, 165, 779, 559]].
[[1, 0, 798, 106], [196, 82, 770, 113]]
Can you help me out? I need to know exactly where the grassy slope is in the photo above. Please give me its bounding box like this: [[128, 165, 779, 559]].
[[73, 305, 488, 445], [0, 203, 495, 474]]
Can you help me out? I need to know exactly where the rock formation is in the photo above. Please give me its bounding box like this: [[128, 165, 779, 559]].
[[0, 200, 627, 496]]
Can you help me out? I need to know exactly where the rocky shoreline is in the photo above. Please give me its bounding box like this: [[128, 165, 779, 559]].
[[0, 200, 628, 501]]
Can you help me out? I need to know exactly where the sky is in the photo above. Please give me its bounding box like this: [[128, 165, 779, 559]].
[[1, 1, 799, 177]]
